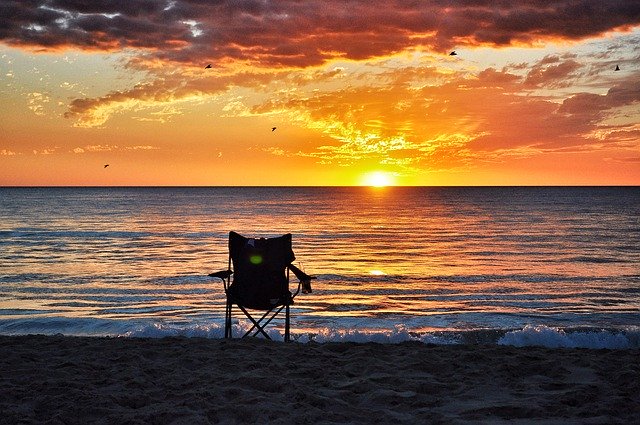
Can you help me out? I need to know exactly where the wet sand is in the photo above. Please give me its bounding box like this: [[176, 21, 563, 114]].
[[0, 335, 638, 424]]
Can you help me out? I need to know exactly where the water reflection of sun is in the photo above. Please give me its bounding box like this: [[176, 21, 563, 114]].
[[362, 171, 394, 187]]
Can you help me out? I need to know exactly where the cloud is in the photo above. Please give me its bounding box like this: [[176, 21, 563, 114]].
[[524, 55, 582, 88], [71, 144, 159, 153], [71, 144, 117, 152], [32, 148, 56, 155], [63, 69, 290, 126], [246, 66, 640, 170], [3, 1, 638, 176], [2, 1, 639, 68], [124, 145, 159, 150], [243, 68, 512, 169], [5, 1, 638, 130], [63, 76, 199, 127], [607, 156, 640, 163], [27, 91, 50, 115], [558, 82, 640, 120]]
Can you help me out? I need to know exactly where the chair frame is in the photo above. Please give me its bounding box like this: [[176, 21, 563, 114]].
[[209, 234, 306, 342], [213, 268, 300, 342]]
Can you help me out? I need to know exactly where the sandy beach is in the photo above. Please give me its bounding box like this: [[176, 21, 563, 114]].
[[0, 335, 638, 424]]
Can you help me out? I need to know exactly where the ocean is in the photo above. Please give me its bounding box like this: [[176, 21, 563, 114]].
[[1, 186, 638, 348]]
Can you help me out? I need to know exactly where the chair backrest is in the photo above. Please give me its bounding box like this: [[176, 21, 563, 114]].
[[228, 231, 295, 310]]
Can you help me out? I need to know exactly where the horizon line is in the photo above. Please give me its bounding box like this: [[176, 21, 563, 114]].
[[1, 184, 638, 189]]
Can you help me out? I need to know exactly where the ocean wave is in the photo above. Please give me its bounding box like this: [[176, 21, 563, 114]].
[[497, 324, 638, 349], [105, 323, 640, 349], [1, 318, 637, 349]]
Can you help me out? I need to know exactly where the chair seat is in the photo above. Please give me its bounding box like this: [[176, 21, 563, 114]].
[[228, 284, 292, 310]]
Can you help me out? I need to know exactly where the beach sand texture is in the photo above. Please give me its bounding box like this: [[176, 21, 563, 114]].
[[1, 335, 638, 424]]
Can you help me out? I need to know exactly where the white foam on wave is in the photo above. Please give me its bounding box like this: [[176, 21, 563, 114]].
[[124, 321, 300, 342], [122, 322, 423, 343], [2, 318, 638, 349], [296, 325, 415, 344], [123, 322, 226, 339], [294, 325, 462, 345], [497, 324, 633, 349]]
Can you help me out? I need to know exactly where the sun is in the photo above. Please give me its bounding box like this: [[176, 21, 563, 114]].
[[362, 171, 395, 187]]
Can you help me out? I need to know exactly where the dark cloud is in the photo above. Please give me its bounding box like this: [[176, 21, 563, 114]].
[[559, 82, 640, 119], [1, 1, 639, 67], [524, 56, 582, 88]]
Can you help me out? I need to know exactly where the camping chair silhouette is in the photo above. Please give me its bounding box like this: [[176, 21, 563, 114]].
[[209, 231, 314, 342]]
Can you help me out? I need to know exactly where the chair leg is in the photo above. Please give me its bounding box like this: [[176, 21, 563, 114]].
[[285, 304, 290, 342], [238, 305, 272, 339], [242, 309, 272, 339], [226, 302, 292, 341], [225, 300, 232, 339]]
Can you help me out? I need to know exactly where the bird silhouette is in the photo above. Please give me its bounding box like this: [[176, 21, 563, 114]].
[[449, 51, 457, 56], [205, 64, 212, 69], [271, 127, 277, 132], [615, 65, 620, 71], [104, 164, 109, 168]]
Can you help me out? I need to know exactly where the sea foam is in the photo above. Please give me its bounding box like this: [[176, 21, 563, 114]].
[[2, 317, 638, 349], [123, 322, 640, 349], [497, 324, 635, 349]]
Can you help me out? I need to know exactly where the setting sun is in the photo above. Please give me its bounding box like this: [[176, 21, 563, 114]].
[[362, 172, 395, 187]]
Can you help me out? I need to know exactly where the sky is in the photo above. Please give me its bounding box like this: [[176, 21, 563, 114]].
[[1, 1, 639, 186]]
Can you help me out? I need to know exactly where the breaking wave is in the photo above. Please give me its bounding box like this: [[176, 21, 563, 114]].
[[2, 318, 637, 349]]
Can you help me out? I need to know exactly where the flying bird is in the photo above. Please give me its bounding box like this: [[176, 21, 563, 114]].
[[449, 51, 457, 56], [104, 164, 109, 168], [615, 65, 620, 71], [205, 64, 212, 69], [271, 127, 277, 132]]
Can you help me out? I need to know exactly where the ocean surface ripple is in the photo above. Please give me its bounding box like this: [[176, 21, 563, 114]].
[[1, 187, 638, 348]]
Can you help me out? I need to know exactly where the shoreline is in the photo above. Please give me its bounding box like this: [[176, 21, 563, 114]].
[[1, 335, 638, 424]]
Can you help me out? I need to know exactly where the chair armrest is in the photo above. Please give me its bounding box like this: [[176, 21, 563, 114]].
[[289, 264, 316, 294], [288, 264, 316, 282], [208, 270, 232, 280], [300, 276, 315, 294]]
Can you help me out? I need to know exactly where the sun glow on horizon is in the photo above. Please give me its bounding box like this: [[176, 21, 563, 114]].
[[362, 171, 395, 187]]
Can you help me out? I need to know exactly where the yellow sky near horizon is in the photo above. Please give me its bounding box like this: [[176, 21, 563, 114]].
[[1, 1, 639, 186]]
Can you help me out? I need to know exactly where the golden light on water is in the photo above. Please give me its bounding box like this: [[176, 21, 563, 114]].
[[369, 270, 386, 276]]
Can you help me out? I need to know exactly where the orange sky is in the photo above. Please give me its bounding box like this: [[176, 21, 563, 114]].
[[1, 1, 639, 186]]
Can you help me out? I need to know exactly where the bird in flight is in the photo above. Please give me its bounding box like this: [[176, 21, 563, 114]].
[[615, 65, 620, 71], [104, 164, 109, 168], [272, 127, 277, 132], [205, 64, 212, 69], [449, 51, 457, 56]]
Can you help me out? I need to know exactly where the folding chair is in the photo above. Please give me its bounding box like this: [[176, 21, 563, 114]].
[[209, 231, 314, 342]]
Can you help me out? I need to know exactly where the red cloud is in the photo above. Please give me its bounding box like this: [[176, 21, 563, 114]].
[[2, 1, 640, 67]]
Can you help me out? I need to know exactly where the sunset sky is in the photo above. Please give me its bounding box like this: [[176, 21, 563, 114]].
[[1, 1, 639, 186]]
